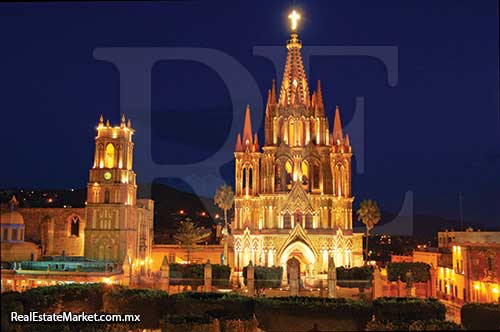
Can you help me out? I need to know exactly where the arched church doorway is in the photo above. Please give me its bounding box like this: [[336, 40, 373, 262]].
[[280, 241, 316, 288]]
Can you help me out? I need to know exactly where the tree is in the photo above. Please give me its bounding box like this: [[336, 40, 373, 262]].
[[356, 199, 381, 264], [173, 219, 211, 263], [214, 184, 234, 265]]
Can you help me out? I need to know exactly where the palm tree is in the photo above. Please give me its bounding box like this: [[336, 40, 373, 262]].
[[356, 199, 381, 264], [214, 184, 234, 265], [174, 218, 211, 263]]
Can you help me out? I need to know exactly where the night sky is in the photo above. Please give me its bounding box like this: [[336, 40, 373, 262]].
[[0, 1, 498, 227]]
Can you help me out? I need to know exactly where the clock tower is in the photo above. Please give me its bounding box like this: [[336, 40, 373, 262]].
[[84, 115, 153, 265]]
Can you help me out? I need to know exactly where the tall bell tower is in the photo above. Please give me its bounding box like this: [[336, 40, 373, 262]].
[[84, 115, 153, 264]]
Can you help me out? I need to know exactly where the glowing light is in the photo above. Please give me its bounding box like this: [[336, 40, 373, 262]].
[[102, 277, 112, 285], [179, 210, 184, 215], [215, 214, 220, 219], [288, 10, 301, 31], [201, 212, 206, 217], [474, 284, 480, 290], [493, 287, 499, 294], [47, 198, 53, 203]]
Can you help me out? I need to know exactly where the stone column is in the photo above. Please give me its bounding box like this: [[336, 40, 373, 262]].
[[122, 259, 131, 286], [160, 256, 170, 291], [204, 260, 212, 293], [397, 277, 405, 297], [247, 260, 255, 297], [328, 257, 337, 298], [372, 267, 383, 299], [429, 267, 437, 298]]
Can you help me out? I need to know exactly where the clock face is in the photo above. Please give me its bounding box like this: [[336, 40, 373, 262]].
[[103, 172, 112, 181]]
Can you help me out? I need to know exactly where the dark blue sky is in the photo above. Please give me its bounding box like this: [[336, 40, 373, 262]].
[[0, 1, 498, 226]]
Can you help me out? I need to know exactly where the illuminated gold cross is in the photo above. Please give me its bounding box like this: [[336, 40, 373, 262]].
[[288, 10, 301, 31]]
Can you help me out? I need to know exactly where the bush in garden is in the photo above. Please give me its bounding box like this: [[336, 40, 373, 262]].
[[408, 319, 463, 331], [169, 292, 254, 319], [256, 296, 371, 320], [103, 286, 169, 329], [211, 264, 231, 288], [387, 262, 430, 282], [372, 297, 445, 323], [336, 266, 373, 288], [366, 319, 462, 331], [461, 302, 500, 331], [242, 265, 283, 289], [169, 263, 204, 286], [18, 283, 105, 312]]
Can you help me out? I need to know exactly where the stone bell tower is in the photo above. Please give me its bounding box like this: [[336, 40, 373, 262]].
[[84, 115, 153, 265]]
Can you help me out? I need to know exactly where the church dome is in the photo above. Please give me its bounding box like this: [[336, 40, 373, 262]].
[[1, 210, 24, 225]]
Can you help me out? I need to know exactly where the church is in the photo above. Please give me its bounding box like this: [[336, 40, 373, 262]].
[[231, 11, 363, 285]]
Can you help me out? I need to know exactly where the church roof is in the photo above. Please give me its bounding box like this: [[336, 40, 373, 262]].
[[1, 211, 24, 225], [278, 33, 310, 107]]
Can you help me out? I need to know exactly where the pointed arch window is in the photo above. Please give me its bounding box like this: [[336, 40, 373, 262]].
[[69, 216, 80, 237], [283, 214, 291, 228], [104, 190, 110, 204], [285, 160, 293, 189], [312, 162, 320, 190], [242, 168, 247, 192], [248, 168, 253, 191]]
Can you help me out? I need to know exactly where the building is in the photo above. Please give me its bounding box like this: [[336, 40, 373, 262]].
[[411, 228, 500, 304], [0, 197, 39, 262], [231, 14, 363, 285], [84, 115, 154, 264], [0, 116, 154, 292]]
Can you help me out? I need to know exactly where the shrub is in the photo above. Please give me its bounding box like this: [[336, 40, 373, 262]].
[[366, 319, 462, 331], [256, 296, 371, 321], [336, 266, 373, 288], [212, 264, 231, 288], [408, 319, 463, 331], [170, 292, 254, 319], [103, 286, 169, 329], [387, 262, 430, 282], [372, 297, 445, 323], [20, 283, 105, 312], [169, 263, 230, 288], [169, 263, 204, 286], [461, 303, 500, 331], [242, 265, 283, 289]]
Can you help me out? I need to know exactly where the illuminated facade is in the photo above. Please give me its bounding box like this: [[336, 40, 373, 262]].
[[232, 14, 363, 284], [434, 230, 499, 304], [84, 115, 154, 264]]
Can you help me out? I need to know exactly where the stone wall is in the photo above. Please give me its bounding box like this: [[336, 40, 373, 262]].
[[17, 207, 85, 256]]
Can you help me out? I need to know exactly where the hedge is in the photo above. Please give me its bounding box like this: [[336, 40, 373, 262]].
[[256, 296, 372, 321], [387, 262, 430, 283], [169, 263, 230, 287], [372, 297, 445, 323], [242, 265, 283, 289], [461, 303, 500, 331], [103, 286, 169, 329], [366, 319, 463, 331], [336, 266, 373, 288]]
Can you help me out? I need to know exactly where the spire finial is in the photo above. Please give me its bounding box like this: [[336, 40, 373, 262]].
[[242, 105, 253, 146], [127, 119, 131, 128], [288, 10, 301, 31], [99, 114, 104, 125], [316, 80, 324, 110], [106, 119, 110, 127], [235, 133, 243, 152], [8, 195, 19, 211], [333, 106, 344, 143]]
